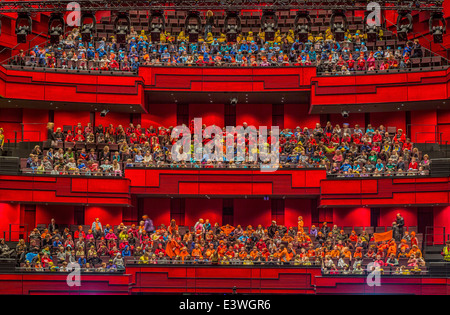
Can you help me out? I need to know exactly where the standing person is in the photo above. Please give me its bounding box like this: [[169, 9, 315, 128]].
[[396, 213, 405, 236], [0, 128, 4, 152], [48, 218, 58, 234], [392, 221, 401, 242], [47, 122, 56, 147], [204, 11, 214, 38], [442, 241, 450, 262], [91, 218, 103, 239], [143, 215, 155, 234]]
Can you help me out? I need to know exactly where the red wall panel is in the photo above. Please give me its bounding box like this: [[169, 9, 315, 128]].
[[189, 104, 224, 128], [142, 198, 171, 228], [236, 104, 272, 128], [54, 111, 90, 130], [329, 113, 365, 128], [233, 198, 271, 228], [84, 206, 123, 227], [142, 104, 177, 128], [185, 198, 223, 227], [22, 108, 48, 142], [379, 207, 418, 228], [333, 207, 371, 228], [0, 203, 20, 235], [370, 111, 406, 132], [284, 103, 320, 130], [410, 110, 437, 143], [95, 111, 130, 130], [284, 199, 313, 229], [35, 204, 74, 226]]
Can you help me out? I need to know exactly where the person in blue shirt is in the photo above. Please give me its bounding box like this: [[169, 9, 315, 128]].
[[340, 159, 352, 172]]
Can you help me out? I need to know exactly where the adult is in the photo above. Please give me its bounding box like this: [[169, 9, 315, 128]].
[[396, 213, 405, 236], [91, 218, 103, 239], [48, 218, 58, 234], [143, 215, 155, 234]]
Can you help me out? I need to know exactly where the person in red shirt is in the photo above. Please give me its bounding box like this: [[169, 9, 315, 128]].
[[74, 130, 85, 142], [409, 157, 418, 170]]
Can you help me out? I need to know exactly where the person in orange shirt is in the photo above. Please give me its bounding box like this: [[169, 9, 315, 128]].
[[353, 247, 363, 260], [225, 246, 235, 259], [191, 243, 202, 259], [349, 231, 358, 242], [410, 231, 419, 248], [168, 219, 178, 235], [281, 233, 293, 244], [165, 236, 180, 259], [330, 245, 341, 258], [205, 243, 216, 259], [217, 241, 227, 257], [179, 246, 189, 261], [399, 239, 410, 252], [249, 247, 259, 259], [237, 247, 247, 260], [408, 245, 422, 258], [220, 224, 235, 236], [342, 247, 352, 260], [387, 240, 397, 257], [298, 216, 304, 234]]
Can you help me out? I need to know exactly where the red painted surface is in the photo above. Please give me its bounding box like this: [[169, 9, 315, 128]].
[[126, 266, 320, 294], [320, 177, 450, 207], [84, 206, 124, 227], [185, 198, 223, 227], [125, 168, 326, 197], [310, 68, 450, 109], [0, 268, 449, 295], [0, 175, 131, 206], [236, 103, 273, 128], [315, 276, 450, 295], [0, 66, 144, 108], [234, 199, 272, 228], [333, 207, 371, 228], [0, 273, 131, 295], [139, 66, 315, 92], [189, 104, 224, 127], [284, 103, 319, 130], [142, 104, 177, 128]]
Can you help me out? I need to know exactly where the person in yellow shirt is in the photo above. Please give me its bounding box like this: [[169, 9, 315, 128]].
[[139, 252, 149, 264]]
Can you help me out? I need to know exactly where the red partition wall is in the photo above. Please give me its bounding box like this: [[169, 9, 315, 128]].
[[284, 199, 313, 228], [315, 276, 450, 295], [236, 103, 273, 128], [142, 103, 177, 128], [320, 177, 450, 207], [84, 206, 124, 227], [54, 111, 91, 131], [35, 204, 75, 227], [310, 68, 450, 111], [410, 110, 438, 143], [0, 203, 20, 236], [141, 198, 171, 228], [189, 104, 225, 127], [370, 111, 406, 132], [0, 273, 131, 295], [127, 265, 320, 294], [284, 103, 319, 130], [234, 198, 272, 227], [378, 207, 418, 228], [139, 66, 316, 92], [125, 169, 326, 197], [0, 66, 144, 108], [332, 207, 371, 228], [0, 175, 131, 206], [185, 198, 223, 227]]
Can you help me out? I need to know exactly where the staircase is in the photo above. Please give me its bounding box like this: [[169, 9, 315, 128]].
[[0, 156, 19, 175]]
